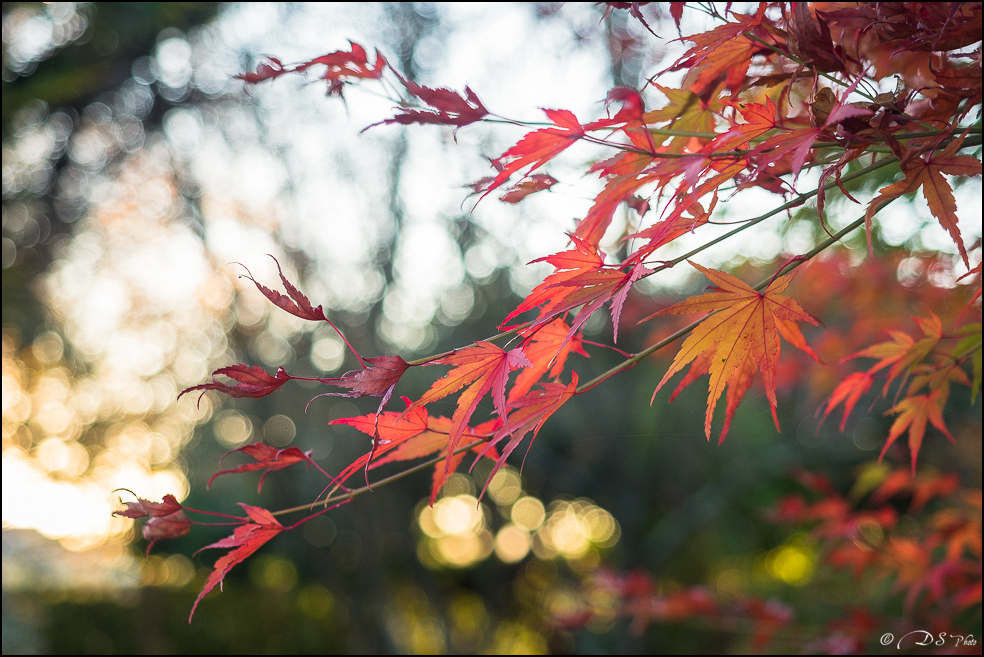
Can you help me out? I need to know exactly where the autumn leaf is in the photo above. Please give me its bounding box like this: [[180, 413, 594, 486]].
[[848, 312, 943, 395], [748, 126, 823, 185], [475, 373, 578, 501], [574, 173, 658, 248], [295, 42, 387, 96], [237, 42, 386, 97], [142, 511, 193, 557], [236, 57, 289, 84], [331, 403, 496, 504], [882, 389, 955, 474], [820, 371, 875, 431], [207, 444, 317, 492], [377, 416, 499, 505], [113, 493, 183, 519], [481, 109, 584, 201], [626, 197, 714, 261], [239, 255, 365, 366], [328, 397, 429, 489], [310, 354, 411, 427], [113, 493, 191, 557], [411, 342, 531, 483], [499, 174, 558, 203], [645, 85, 719, 153], [666, 4, 769, 96], [178, 364, 292, 404], [189, 504, 283, 622], [650, 262, 819, 442], [872, 469, 959, 513], [502, 236, 651, 346], [866, 135, 982, 265], [509, 318, 588, 401], [371, 69, 489, 129]]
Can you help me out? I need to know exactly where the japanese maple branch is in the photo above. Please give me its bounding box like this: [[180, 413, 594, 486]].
[[577, 204, 893, 395], [643, 153, 898, 271]]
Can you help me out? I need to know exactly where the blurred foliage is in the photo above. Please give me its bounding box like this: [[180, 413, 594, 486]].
[[2, 2, 220, 135]]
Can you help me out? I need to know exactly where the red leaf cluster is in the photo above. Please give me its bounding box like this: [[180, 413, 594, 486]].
[[113, 493, 191, 556], [237, 42, 386, 97]]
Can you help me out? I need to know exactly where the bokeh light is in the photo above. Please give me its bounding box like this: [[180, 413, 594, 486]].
[[416, 467, 620, 571]]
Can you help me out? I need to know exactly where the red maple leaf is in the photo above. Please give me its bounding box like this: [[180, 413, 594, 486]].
[[189, 504, 283, 622], [329, 400, 497, 503], [237, 42, 386, 97], [113, 493, 191, 556], [480, 109, 585, 201], [113, 492, 183, 519], [411, 342, 531, 483], [328, 397, 429, 489], [142, 512, 192, 557], [178, 364, 292, 404], [475, 373, 578, 501], [236, 57, 289, 84], [509, 318, 588, 401], [239, 256, 364, 366], [371, 70, 489, 129], [499, 174, 558, 203], [311, 355, 410, 415], [502, 236, 651, 346], [207, 444, 319, 492]]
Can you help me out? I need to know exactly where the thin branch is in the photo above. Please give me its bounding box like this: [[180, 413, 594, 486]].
[[270, 438, 488, 517], [577, 204, 891, 395]]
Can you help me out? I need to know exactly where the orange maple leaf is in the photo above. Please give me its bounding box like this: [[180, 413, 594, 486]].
[[666, 4, 769, 96], [651, 262, 819, 442], [882, 389, 956, 474], [866, 135, 982, 265], [846, 312, 943, 395], [411, 342, 531, 483], [510, 318, 588, 401], [820, 371, 875, 431]]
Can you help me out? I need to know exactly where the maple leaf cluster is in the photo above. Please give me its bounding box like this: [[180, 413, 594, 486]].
[[772, 467, 982, 618], [116, 4, 981, 623]]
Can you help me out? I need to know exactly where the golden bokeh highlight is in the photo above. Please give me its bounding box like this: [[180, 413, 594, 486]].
[[384, 586, 448, 655], [297, 585, 335, 620], [417, 495, 494, 568], [766, 535, 815, 585], [416, 470, 620, 570], [494, 523, 531, 563], [511, 496, 545, 531], [532, 499, 620, 561], [486, 467, 522, 505]]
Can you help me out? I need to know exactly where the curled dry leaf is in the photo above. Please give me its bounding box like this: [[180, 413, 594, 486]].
[[178, 364, 292, 404]]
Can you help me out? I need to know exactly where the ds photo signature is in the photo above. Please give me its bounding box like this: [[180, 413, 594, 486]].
[[880, 631, 978, 649]]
